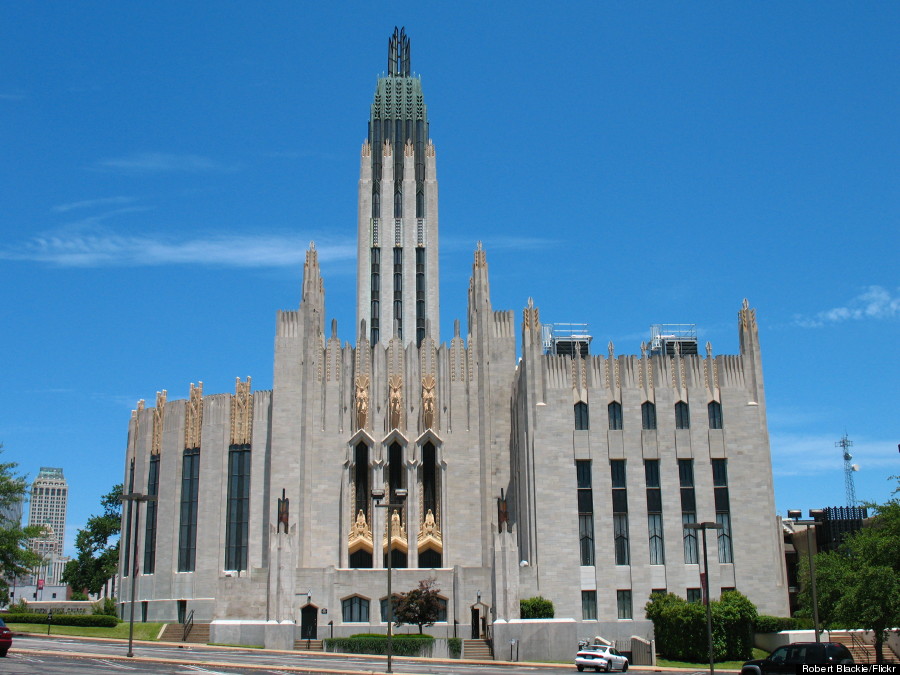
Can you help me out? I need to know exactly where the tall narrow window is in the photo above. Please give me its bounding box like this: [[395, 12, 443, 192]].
[[675, 401, 690, 429], [142, 455, 160, 574], [178, 447, 200, 572], [611, 460, 629, 565], [576, 460, 594, 565], [708, 401, 723, 429], [679, 459, 699, 564], [370, 247, 381, 344], [415, 247, 425, 346], [582, 590, 597, 620], [617, 590, 633, 619], [386, 442, 407, 569], [645, 460, 664, 565], [608, 401, 623, 430], [123, 458, 135, 576], [225, 444, 251, 571], [419, 442, 441, 568], [393, 247, 402, 339], [712, 459, 733, 563], [641, 401, 657, 430], [574, 402, 589, 430], [350, 443, 373, 569]]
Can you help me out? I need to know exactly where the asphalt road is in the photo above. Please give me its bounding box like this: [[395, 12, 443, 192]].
[[7, 634, 710, 675]]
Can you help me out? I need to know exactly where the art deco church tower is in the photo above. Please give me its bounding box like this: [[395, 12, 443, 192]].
[[356, 27, 439, 346]]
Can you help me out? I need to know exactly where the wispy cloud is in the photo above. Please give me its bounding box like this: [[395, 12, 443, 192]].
[[794, 286, 900, 328], [52, 196, 138, 213], [95, 152, 238, 173], [770, 431, 898, 477], [0, 230, 355, 268]]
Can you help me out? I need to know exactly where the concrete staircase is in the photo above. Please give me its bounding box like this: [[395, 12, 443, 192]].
[[294, 638, 324, 651], [159, 622, 210, 644], [463, 639, 493, 660], [830, 632, 900, 664]]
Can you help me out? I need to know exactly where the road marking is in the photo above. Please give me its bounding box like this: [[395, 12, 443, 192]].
[[92, 658, 139, 670]]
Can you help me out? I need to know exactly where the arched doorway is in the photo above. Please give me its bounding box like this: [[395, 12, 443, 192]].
[[300, 604, 318, 639]]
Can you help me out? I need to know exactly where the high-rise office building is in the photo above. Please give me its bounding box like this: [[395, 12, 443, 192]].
[[28, 467, 68, 560]]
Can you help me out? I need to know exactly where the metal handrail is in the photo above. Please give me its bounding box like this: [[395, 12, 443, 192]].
[[182, 609, 194, 643]]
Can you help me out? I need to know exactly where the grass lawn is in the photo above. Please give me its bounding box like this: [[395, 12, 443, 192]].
[[7, 622, 164, 641], [656, 647, 767, 670]]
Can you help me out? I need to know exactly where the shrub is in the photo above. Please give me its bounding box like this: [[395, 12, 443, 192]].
[[754, 615, 798, 633], [71, 591, 88, 601], [448, 636, 462, 658], [645, 590, 757, 662], [520, 596, 554, 619], [92, 597, 119, 616], [325, 633, 434, 656], [8, 598, 28, 613], [1, 612, 119, 627]]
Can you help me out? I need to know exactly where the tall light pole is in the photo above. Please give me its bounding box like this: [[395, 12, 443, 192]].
[[372, 487, 407, 674], [788, 509, 822, 643], [685, 521, 723, 675], [121, 492, 157, 658]]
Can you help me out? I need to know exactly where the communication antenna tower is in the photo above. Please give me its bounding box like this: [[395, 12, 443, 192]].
[[836, 434, 858, 507]]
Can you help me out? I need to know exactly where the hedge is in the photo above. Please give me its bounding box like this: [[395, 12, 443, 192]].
[[1, 612, 119, 628], [448, 637, 462, 658], [754, 615, 800, 633], [645, 590, 757, 662], [324, 633, 434, 656]]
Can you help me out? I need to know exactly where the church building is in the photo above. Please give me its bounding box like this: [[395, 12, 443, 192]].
[[118, 28, 789, 650]]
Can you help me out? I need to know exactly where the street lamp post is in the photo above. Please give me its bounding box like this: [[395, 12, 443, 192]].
[[372, 487, 407, 674], [788, 509, 823, 643], [685, 521, 723, 675], [121, 492, 157, 658]]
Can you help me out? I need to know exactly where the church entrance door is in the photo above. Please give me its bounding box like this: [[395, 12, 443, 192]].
[[471, 606, 480, 639], [300, 604, 317, 639]]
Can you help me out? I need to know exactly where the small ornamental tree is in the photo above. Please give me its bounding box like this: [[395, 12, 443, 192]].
[[393, 578, 443, 634]]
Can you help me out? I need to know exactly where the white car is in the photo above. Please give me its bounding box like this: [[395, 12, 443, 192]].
[[575, 644, 629, 672]]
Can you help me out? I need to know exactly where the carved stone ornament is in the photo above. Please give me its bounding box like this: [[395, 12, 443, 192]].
[[230, 377, 253, 446], [388, 374, 403, 430], [421, 374, 436, 429], [383, 508, 408, 553], [417, 508, 443, 553], [151, 390, 166, 456], [184, 382, 203, 449], [355, 375, 370, 431], [348, 509, 373, 553]]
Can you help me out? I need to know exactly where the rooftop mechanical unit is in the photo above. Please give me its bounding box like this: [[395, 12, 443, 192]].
[[648, 324, 698, 357], [542, 323, 592, 357]]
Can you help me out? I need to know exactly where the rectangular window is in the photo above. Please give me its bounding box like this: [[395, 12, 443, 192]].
[[675, 401, 690, 429], [576, 460, 594, 566], [582, 590, 597, 620], [343, 596, 370, 623], [617, 590, 633, 620], [225, 444, 251, 571], [178, 447, 200, 572], [683, 512, 699, 564], [642, 401, 657, 430], [143, 454, 160, 574], [645, 460, 664, 564], [611, 460, 629, 565], [712, 460, 733, 563], [687, 588, 702, 603], [608, 401, 623, 430]]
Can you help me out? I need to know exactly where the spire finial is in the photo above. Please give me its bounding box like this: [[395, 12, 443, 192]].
[[388, 27, 410, 76]]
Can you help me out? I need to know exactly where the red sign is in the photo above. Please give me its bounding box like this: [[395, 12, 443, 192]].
[[37, 579, 44, 590]]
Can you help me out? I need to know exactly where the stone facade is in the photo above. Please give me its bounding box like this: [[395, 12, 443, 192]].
[[117, 30, 789, 646]]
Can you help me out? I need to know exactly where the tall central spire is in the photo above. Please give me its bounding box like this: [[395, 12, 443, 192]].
[[357, 28, 440, 348]]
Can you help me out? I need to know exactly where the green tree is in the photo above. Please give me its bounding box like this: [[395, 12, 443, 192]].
[[801, 477, 900, 663], [0, 446, 45, 602], [520, 595, 555, 618], [393, 578, 443, 634], [61, 484, 122, 596]]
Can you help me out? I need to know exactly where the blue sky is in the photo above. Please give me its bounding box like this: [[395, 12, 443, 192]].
[[1, 3, 897, 557]]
